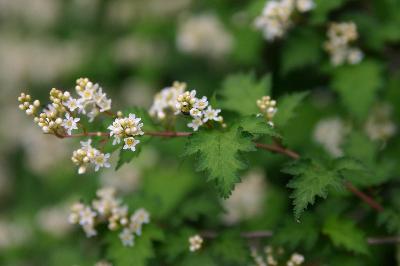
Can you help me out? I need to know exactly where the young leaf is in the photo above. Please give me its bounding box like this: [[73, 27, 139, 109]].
[[220, 73, 271, 116], [283, 158, 343, 219], [273, 214, 319, 250], [332, 61, 383, 120], [106, 224, 164, 266], [323, 216, 369, 255], [184, 127, 256, 198], [116, 146, 142, 170], [235, 115, 280, 138], [274, 92, 308, 128]]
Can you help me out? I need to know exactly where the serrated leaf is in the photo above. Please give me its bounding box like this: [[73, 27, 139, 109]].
[[310, 0, 347, 25], [332, 61, 383, 120], [106, 224, 164, 266], [323, 216, 369, 254], [274, 92, 308, 128], [333, 157, 366, 172], [378, 209, 400, 233], [273, 214, 319, 250], [283, 158, 344, 219], [235, 115, 280, 138], [184, 127, 256, 198], [116, 146, 142, 170], [281, 29, 322, 74], [220, 73, 271, 116]]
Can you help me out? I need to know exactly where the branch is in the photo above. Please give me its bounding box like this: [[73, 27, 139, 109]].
[[49, 130, 384, 212], [201, 230, 400, 245]]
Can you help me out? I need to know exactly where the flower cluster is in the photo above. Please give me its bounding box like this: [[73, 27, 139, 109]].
[[188, 234, 203, 252], [257, 96, 278, 126], [74, 78, 112, 121], [149, 81, 186, 120], [324, 22, 363, 66], [18, 78, 112, 136], [108, 113, 144, 151], [254, 0, 315, 41], [68, 187, 150, 247], [251, 246, 305, 266], [176, 89, 224, 131], [71, 139, 111, 174], [365, 103, 397, 141]]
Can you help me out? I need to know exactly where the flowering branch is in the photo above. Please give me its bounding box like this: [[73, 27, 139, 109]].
[[49, 129, 384, 212]]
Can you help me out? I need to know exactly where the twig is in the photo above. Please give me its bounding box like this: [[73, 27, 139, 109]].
[[201, 230, 400, 245], [49, 130, 384, 212]]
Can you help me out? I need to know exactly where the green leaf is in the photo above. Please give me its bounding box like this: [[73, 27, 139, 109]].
[[273, 214, 319, 250], [310, 0, 347, 25], [274, 92, 308, 128], [211, 232, 249, 265], [106, 224, 164, 266], [281, 29, 322, 74], [220, 73, 271, 116], [323, 216, 369, 254], [235, 115, 280, 138], [184, 127, 256, 198], [116, 146, 142, 170], [332, 61, 383, 120], [283, 158, 344, 219], [378, 209, 400, 233]]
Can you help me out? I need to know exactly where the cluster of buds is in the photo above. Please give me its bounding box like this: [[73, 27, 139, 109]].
[[18, 78, 112, 136], [71, 139, 111, 174], [68, 187, 150, 247], [254, 0, 315, 41], [324, 22, 363, 66], [18, 93, 41, 116], [257, 96, 278, 126], [108, 113, 144, 151], [188, 234, 203, 252], [75, 78, 112, 121], [175, 88, 224, 131], [149, 81, 186, 120], [251, 246, 304, 266]]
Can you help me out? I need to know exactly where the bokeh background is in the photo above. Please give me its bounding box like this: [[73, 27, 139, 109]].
[[1, 0, 400, 265]]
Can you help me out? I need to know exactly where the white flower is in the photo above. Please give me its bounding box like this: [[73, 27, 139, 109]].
[[188, 235, 203, 252], [187, 117, 204, 131], [119, 228, 135, 247], [193, 96, 208, 110], [123, 137, 140, 152], [202, 106, 221, 122], [62, 113, 80, 135], [296, 0, 315, 12], [63, 97, 82, 112], [189, 108, 202, 118], [131, 208, 150, 225], [98, 98, 112, 112], [347, 48, 363, 64], [313, 117, 346, 157], [82, 224, 97, 238], [79, 207, 97, 226], [93, 153, 111, 172]]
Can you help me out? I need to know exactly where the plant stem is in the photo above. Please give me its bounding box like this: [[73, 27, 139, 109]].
[[49, 130, 384, 212]]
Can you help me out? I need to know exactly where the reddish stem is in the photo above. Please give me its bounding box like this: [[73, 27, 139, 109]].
[[50, 130, 383, 212]]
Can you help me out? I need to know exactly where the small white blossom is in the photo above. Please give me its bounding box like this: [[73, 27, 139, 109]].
[[187, 117, 204, 131], [63, 97, 82, 112], [93, 153, 111, 172], [131, 208, 150, 224], [202, 106, 221, 123], [79, 207, 97, 226], [296, 0, 315, 12], [123, 137, 140, 152], [189, 108, 202, 118], [119, 228, 135, 247], [62, 113, 80, 135], [193, 96, 208, 110], [149, 81, 186, 120], [189, 234, 203, 252]]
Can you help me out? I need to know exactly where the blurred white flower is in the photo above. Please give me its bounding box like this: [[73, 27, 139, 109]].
[[0, 0, 60, 28], [0, 219, 32, 250], [36, 204, 73, 237], [365, 103, 397, 141], [177, 14, 233, 59], [222, 170, 267, 225], [313, 117, 347, 157]]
